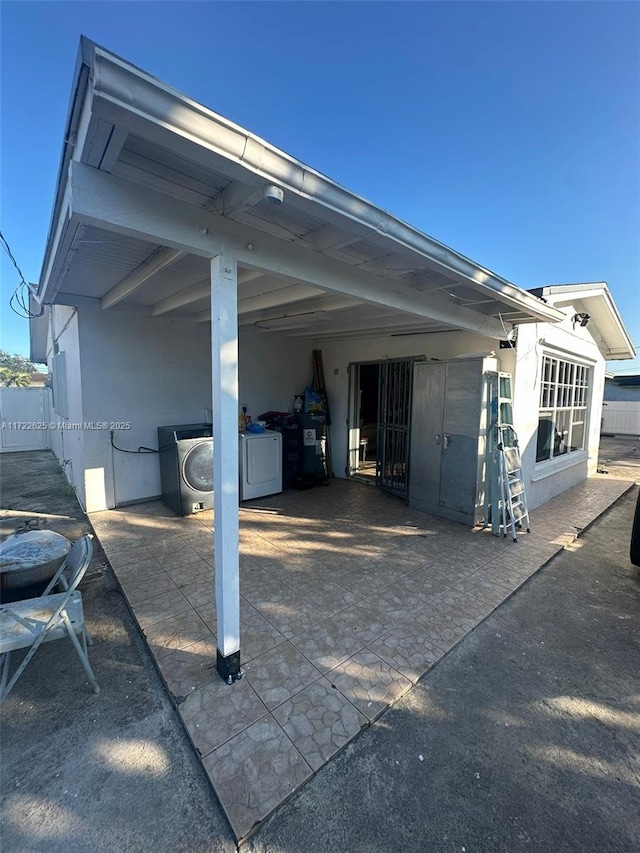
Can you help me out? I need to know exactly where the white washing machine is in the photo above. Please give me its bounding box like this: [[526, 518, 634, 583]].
[[239, 430, 283, 500]]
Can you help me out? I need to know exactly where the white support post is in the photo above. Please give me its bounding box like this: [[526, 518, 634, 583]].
[[210, 248, 241, 681]]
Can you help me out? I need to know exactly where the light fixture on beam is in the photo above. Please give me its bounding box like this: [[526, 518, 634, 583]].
[[254, 310, 330, 331], [572, 312, 590, 328], [263, 185, 284, 205]]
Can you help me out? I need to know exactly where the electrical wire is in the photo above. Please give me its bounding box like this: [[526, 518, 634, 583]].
[[109, 431, 159, 454], [0, 229, 28, 284], [51, 308, 77, 351], [1, 229, 45, 318]]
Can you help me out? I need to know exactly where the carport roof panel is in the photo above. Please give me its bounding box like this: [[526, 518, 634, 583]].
[[39, 38, 565, 332]]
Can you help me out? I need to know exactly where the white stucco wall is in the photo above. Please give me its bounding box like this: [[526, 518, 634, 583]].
[[319, 314, 605, 510], [511, 307, 605, 509], [77, 309, 213, 509], [68, 310, 313, 509], [46, 306, 86, 505], [238, 329, 314, 419]]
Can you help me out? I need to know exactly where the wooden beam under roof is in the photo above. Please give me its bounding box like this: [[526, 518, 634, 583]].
[[101, 246, 184, 309]]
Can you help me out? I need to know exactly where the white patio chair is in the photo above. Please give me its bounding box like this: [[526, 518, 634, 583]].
[[0, 534, 100, 703]]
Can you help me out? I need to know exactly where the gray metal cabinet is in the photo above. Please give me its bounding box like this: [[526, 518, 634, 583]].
[[409, 357, 493, 525]]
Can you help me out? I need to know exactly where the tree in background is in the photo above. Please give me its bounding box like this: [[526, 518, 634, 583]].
[[0, 351, 37, 387]]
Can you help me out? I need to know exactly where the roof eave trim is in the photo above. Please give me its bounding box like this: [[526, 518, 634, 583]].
[[540, 283, 635, 361], [38, 37, 96, 304]]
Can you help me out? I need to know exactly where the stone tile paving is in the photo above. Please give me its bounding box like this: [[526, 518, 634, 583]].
[[202, 716, 312, 835], [181, 676, 268, 756], [272, 676, 368, 770], [329, 649, 413, 720], [90, 473, 633, 842]]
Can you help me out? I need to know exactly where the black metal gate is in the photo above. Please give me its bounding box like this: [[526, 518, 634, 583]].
[[377, 359, 413, 497]]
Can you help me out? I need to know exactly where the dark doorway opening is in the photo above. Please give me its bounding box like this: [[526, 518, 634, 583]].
[[357, 363, 380, 483], [349, 359, 414, 497]]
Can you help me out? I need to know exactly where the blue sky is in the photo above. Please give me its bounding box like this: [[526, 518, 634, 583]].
[[1, 1, 638, 370]]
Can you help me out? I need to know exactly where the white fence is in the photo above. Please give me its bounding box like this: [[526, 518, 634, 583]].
[[0, 387, 52, 452], [601, 401, 640, 437]]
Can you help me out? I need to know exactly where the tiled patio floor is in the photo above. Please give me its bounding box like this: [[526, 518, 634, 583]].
[[89, 475, 634, 841]]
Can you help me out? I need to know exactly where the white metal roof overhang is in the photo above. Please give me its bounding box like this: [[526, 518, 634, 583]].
[[36, 38, 564, 342], [531, 283, 635, 361]]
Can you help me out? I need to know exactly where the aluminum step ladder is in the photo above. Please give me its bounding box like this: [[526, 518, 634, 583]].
[[484, 372, 531, 541], [497, 425, 531, 541]]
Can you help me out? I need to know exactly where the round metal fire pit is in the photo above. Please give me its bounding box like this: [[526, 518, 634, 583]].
[[0, 530, 71, 591]]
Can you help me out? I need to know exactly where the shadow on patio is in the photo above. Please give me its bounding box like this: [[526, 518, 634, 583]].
[[89, 469, 634, 841]]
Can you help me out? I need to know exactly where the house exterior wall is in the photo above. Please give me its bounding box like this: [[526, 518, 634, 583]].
[[603, 378, 640, 402], [63, 309, 313, 509], [512, 306, 606, 509], [76, 308, 213, 509], [238, 329, 314, 418], [321, 310, 606, 513], [41, 297, 609, 515], [46, 306, 86, 505]]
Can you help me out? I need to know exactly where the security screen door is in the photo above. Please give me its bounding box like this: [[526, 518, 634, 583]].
[[377, 359, 414, 497]]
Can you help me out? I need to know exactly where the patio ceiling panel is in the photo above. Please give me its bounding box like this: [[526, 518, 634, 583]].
[[290, 320, 456, 342], [233, 197, 329, 239], [232, 206, 318, 244], [237, 274, 321, 303], [238, 296, 383, 330], [113, 136, 230, 208], [55, 225, 167, 301], [128, 253, 209, 306]]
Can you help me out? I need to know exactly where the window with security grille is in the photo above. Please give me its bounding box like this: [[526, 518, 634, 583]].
[[536, 355, 590, 463]]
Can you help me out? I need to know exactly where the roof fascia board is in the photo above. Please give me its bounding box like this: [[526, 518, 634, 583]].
[[37, 38, 96, 301], [536, 282, 606, 296], [40, 196, 80, 306], [87, 43, 562, 326], [68, 162, 507, 338]]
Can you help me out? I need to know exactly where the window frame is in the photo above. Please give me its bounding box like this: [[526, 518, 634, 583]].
[[536, 352, 591, 466]]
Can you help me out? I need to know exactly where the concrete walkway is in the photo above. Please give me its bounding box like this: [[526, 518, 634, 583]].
[[0, 451, 235, 853], [246, 485, 640, 853]]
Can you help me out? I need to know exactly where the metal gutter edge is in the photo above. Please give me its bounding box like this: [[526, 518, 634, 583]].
[[37, 37, 96, 305]]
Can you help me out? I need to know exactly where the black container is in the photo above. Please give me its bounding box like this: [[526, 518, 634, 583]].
[[295, 413, 327, 480], [281, 424, 302, 488]]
